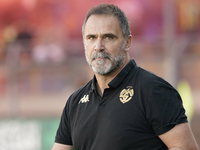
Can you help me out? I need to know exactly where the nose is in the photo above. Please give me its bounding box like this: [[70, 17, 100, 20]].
[[94, 39, 105, 52]]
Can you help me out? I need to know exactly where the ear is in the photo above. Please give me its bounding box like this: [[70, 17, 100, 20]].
[[125, 35, 132, 52]]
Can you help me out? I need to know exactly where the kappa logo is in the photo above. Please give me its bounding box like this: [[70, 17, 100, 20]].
[[79, 95, 89, 104], [119, 86, 134, 104]]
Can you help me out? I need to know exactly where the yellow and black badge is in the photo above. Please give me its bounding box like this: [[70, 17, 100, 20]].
[[119, 86, 134, 104]]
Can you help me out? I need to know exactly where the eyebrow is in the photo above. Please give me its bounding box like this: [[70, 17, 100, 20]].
[[104, 33, 118, 38], [86, 34, 95, 39], [85, 33, 118, 39]]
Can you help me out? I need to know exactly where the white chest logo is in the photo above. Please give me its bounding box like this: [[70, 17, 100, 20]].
[[79, 95, 89, 104], [119, 86, 134, 104]]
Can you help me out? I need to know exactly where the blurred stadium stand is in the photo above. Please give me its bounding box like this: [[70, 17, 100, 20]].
[[0, 0, 200, 149]]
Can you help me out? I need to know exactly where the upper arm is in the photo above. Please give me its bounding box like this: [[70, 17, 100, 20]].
[[51, 143, 74, 150], [159, 123, 199, 150]]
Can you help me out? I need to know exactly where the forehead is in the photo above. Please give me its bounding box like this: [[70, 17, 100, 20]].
[[84, 15, 123, 36]]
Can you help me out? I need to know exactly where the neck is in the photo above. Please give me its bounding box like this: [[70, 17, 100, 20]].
[[95, 74, 111, 96]]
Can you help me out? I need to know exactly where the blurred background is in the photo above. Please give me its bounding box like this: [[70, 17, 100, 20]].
[[0, 0, 199, 149]]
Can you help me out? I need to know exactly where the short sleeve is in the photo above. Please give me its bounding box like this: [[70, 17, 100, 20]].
[[147, 84, 188, 136], [55, 100, 73, 145]]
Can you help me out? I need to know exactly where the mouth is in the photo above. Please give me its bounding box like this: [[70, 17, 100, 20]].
[[93, 57, 108, 61], [91, 52, 111, 61]]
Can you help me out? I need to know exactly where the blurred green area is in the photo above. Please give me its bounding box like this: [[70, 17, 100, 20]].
[[0, 118, 60, 150]]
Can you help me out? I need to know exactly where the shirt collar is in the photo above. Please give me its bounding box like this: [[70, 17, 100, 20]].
[[108, 59, 136, 88], [91, 59, 136, 92]]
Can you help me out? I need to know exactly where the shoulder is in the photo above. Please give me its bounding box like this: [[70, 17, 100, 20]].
[[136, 67, 173, 89], [61, 79, 93, 115], [131, 66, 178, 102], [67, 79, 93, 105]]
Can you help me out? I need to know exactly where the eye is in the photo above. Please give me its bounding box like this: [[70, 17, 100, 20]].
[[104, 34, 116, 40], [105, 36, 112, 40], [89, 36, 94, 40], [87, 35, 95, 40]]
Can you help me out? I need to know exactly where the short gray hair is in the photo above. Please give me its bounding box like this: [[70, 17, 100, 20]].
[[82, 3, 131, 41]]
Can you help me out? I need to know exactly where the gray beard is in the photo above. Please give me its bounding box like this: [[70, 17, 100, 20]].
[[85, 49, 126, 75]]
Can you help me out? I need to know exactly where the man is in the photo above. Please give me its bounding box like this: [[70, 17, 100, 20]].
[[52, 4, 199, 150]]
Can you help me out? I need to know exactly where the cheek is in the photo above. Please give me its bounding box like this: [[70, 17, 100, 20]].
[[85, 49, 92, 60], [85, 42, 92, 51], [109, 44, 123, 55], [85, 44, 95, 56]]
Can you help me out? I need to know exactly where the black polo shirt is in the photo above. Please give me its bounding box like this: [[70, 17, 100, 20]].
[[55, 59, 187, 150]]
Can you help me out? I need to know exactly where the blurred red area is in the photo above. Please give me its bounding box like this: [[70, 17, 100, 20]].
[[0, 0, 163, 39], [0, 0, 199, 115]]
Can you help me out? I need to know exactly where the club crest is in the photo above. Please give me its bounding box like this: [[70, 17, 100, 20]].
[[119, 86, 134, 104]]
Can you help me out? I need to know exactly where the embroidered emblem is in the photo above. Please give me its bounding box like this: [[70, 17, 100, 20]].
[[79, 95, 89, 104], [119, 86, 134, 104]]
